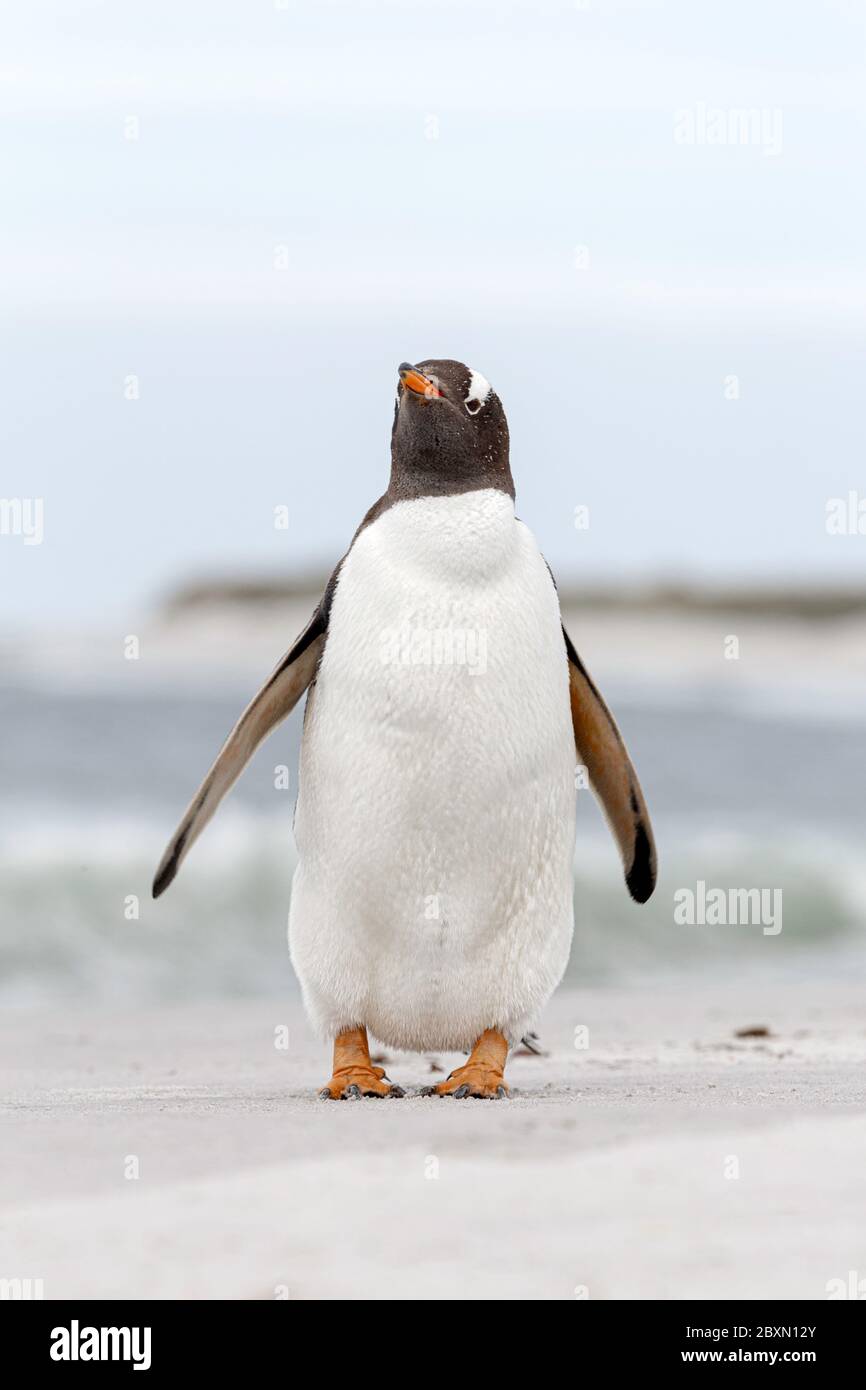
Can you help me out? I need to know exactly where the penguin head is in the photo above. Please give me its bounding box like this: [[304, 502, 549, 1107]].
[[391, 359, 513, 498]]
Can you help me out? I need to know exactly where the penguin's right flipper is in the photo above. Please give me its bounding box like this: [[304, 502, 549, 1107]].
[[152, 604, 327, 899]]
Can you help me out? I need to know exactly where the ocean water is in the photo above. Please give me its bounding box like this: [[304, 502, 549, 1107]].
[[3, 660, 865, 1009]]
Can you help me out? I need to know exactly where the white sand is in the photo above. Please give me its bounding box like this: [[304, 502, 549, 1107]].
[[2, 979, 865, 1300]]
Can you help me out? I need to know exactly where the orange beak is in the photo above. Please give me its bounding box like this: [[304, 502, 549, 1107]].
[[398, 362, 441, 398]]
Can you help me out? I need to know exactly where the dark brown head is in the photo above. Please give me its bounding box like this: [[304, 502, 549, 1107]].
[[389, 358, 513, 501]]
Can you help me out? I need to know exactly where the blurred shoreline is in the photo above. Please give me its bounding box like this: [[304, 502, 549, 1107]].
[[162, 574, 866, 622], [5, 578, 866, 724]]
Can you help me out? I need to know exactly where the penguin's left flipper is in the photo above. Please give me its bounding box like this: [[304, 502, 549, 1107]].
[[151, 601, 328, 899], [563, 624, 657, 903]]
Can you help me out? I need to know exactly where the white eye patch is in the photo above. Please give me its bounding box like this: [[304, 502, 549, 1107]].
[[464, 368, 492, 414]]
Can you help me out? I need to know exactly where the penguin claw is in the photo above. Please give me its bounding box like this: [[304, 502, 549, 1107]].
[[433, 1073, 510, 1098], [317, 1070, 396, 1098]]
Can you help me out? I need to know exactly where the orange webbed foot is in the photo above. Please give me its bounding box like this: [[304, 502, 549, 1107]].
[[427, 1029, 510, 1099], [317, 1027, 405, 1099]]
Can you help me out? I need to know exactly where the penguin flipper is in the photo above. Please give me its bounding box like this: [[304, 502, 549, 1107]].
[[152, 606, 327, 898], [563, 625, 657, 903]]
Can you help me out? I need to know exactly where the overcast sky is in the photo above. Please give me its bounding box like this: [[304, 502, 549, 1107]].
[[3, 0, 866, 627]]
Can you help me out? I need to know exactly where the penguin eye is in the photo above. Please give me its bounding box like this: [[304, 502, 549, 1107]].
[[465, 398, 482, 415]]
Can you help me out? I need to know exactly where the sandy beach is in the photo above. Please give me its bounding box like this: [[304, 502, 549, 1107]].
[[4, 600, 865, 1302], [2, 975, 865, 1301]]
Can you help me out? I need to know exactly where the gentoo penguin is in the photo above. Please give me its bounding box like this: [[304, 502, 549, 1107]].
[[153, 359, 656, 1099]]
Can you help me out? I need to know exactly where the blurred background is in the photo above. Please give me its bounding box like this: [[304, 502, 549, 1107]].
[[2, 0, 866, 1009]]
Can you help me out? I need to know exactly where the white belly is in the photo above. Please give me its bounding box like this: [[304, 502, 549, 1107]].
[[288, 489, 576, 1051]]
